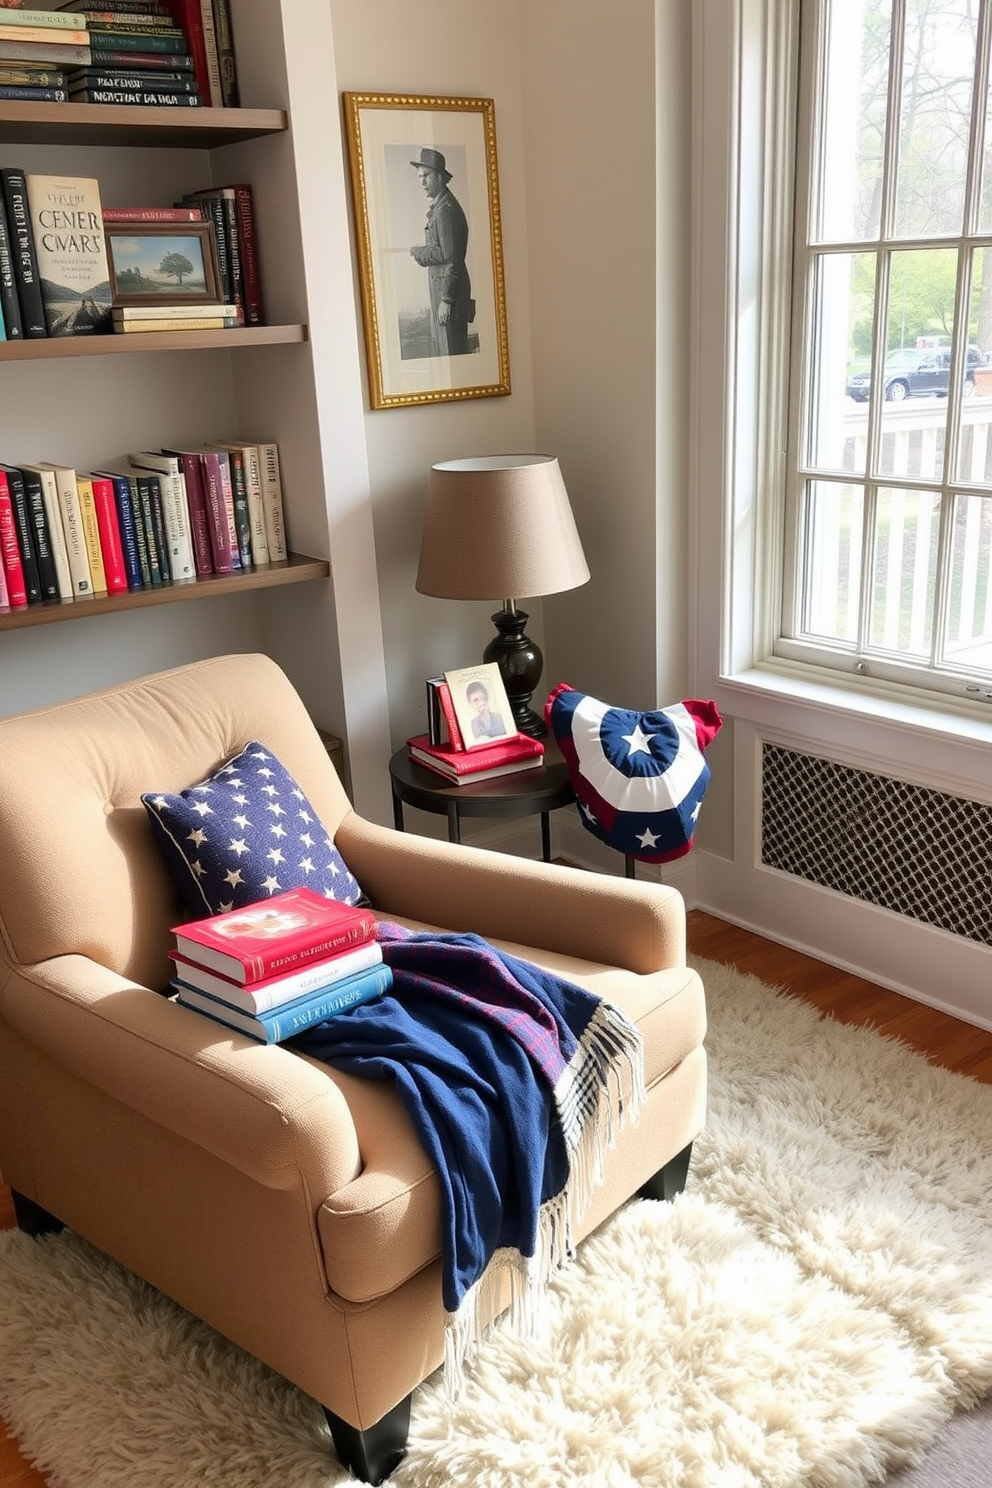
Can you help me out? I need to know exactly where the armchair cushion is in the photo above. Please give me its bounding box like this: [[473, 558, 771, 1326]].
[[141, 740, 363, 919]]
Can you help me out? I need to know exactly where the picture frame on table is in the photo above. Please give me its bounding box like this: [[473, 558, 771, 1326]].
[[444, 662, 516, 750], [343, 91, 511, 410], [103, 221, 222, 306]]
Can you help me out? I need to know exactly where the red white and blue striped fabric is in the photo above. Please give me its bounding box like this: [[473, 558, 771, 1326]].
[[545, 684, 722, 863]]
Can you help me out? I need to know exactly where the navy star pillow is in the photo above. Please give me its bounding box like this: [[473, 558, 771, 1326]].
[[545, 684, 722, 863], [141, 741, 363, 919]]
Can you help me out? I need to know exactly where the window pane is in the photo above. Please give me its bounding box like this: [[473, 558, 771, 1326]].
[[801, 480, 864, 643], [810, 252, 875, 471], [876, 247, 960, 476], [816, 0, 891, 242], [945, 493, 992, 672], [894, 1, 976, 239], [868, 486, 940, 656]]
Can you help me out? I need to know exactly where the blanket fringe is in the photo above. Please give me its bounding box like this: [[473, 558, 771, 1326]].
[[443, 999, 645, 1397]]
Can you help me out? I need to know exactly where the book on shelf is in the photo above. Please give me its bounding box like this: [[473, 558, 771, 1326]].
[[71, 86, 200, 104], [208, 439, 269, 564], [82, 471, 128, 592], [56, 4, 175, 15], [170, 937, 385, 1016], [24, 173, 112, 337], [173, 961, 392, 1044], [0, 10, 91, 30], [214, 182, 261, 325], [197, 444, 245, 568], [0, 464, 42, 603], [0, 24, 87, 45], [18, 463, 73, 599], [157, 0, 220, 105], [204, 442, 251, 567], [17, 464, 62, 601], [102, 204, 205, 223], [72, 474, 108, 594], [0, 470, 28, 608], [0, 551, 8, 610], [87, 26, 187, 53], [159, 446, 216, 574], [209, 0, 235, 106], [37, 462, 94, 596], [125, 462, 168, 585], [0, 83, 67, 99], [182, 185, 241, 319], [0, 167, 45, 339], [0, 63, 67, 85], [406, 731, 545, 785], [69, 69, 199, 92], [93, 467, 148, 589], [426, 676, 465, 750], [0, 189, 22, 340], [171, 886, 378, 985], [128, 450, 196, 582], [111, 309, 240, 331], [0, 39, 93, 63], [256, 439, 288, 560]]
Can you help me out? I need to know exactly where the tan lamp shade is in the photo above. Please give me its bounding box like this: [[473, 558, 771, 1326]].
[[416, 454, 590, 602]]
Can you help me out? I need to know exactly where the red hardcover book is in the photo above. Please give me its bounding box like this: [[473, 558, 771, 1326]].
[[84, 473, 128, 593], [0, 470, 28, 608], [171, 886, 377, 984], [161, 448, 212, 576], [157, 0, 221, 104], [407, 732, 544, 781]]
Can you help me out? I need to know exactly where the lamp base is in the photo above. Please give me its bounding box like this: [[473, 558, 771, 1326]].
[[483, 607, 548, 739]]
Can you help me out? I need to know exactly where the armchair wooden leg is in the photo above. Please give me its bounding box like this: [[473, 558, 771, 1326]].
[[637, 1141, 693, 1203], [11, 1190, 64, 1237], [323, 1393, 411, 1485]]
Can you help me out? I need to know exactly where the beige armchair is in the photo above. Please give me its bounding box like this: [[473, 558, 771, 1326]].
[[0, 654, 706, 1483]]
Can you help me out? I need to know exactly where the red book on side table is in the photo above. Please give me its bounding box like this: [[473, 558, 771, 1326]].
[[407, 731, 544, 785]]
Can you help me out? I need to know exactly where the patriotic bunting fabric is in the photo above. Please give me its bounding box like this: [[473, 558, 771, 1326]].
[[545, 684, 722, 863], [141, 741, 363, 918]]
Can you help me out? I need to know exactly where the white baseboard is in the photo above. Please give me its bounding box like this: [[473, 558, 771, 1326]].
[[695, 850, 992, 1033]]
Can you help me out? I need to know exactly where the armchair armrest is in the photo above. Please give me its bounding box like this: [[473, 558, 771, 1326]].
[[0, 955, 361, 1196], [336, 813, 687, 976]]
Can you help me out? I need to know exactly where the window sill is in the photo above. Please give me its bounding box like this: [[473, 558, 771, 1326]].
[[715, 659, 992, 754]]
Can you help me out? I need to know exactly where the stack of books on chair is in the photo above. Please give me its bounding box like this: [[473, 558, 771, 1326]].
[[407, 666, 545, 785], [169, 886, 389, 1044]]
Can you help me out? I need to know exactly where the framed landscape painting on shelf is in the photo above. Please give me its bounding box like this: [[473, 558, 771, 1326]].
[[343, 92, 511, 409], [104, 222, 222, 306]]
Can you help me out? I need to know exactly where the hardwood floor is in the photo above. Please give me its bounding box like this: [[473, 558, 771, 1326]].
[[1, 911, 990, 1486]]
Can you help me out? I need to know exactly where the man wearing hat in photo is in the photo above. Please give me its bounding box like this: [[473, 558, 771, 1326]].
[[409, 146, 475, 357]]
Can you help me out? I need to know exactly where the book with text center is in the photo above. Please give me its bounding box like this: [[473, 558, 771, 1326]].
[[172, 885, 377, 984]]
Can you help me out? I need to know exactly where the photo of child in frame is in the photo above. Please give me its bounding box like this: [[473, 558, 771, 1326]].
[[444, 661, 517, 750]]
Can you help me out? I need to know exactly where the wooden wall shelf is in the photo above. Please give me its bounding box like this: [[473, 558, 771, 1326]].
[[0, 101, 288, 149], [0, 326, 307, 360], [0, 555, 330, 631]]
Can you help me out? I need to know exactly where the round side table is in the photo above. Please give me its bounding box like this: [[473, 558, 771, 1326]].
[[388, 747, 575, 862]]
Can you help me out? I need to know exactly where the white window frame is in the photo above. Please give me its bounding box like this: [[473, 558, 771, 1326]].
[[690, 0, 992, 757]]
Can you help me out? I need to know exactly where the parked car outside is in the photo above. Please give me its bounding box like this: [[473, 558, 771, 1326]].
[[846, 345, 985, 403]]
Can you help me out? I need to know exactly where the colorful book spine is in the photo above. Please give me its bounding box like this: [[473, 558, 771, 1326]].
[[214, 443, 252, 568], [0, 68, 68, 87], [127, 452, 195, 582], [68, 71, 198, 91], [201, 446, 241, 569], [0, 26, 88, 45], [0, 471, 28, 609], [71, 47, 188, 68], [97, 470, 145, 590], [87, 28, 187, 53], [43, 463, 93, 597], [0, 40, 93, 64], [17, 465, 60, 601], [255, 440, 287, 560], [0, 10, 93, 29], [170, 939, 385, 1015], [128, 466, 163, 586], [219, 181, 261, 325], [86, 473, 129, 593], [174, 963, 392, 1044], [0, 85, 68, 100], [101, 204, 204, 222], [73, 475, 108, 595], [172, 888, 377, 984], [111, 313, 237, 330], [160, 449, 211, 576], [0, 166, 46, 338], [138, 469, 172, 585], [158, 0, 219, 104], [0, 549, 8, 610], [20, 464, 72, 600], [210, 0, 236, 106], [0, 465, 42, 604]]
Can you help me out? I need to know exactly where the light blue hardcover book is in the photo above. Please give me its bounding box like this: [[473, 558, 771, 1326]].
[[174, 963, 392, 1043]]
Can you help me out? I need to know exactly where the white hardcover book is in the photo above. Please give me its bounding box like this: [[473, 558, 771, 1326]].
[[128, 452, 196, 582], [254, 440, 288, 560], [38, 461, 93, 596], [210, 439, 269, 564], [20, 462, 73, 599]]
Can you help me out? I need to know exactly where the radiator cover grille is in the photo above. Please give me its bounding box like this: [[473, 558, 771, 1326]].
[[761, 744, 992, 945]]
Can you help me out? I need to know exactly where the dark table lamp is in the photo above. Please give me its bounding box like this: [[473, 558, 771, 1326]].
[[416, 454, 590, 738]]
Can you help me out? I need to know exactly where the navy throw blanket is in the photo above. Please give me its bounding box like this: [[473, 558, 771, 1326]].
[[293, 922, 644, 1377]]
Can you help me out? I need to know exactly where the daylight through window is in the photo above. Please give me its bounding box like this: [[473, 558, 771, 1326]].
[[784, 0, 992, 703]]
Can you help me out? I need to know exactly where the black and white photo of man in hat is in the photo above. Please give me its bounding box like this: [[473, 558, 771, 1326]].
[[408, 146, 476, 357]]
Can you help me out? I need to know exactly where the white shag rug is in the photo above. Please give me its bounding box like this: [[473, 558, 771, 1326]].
[[2, 956, 992, 1488]]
